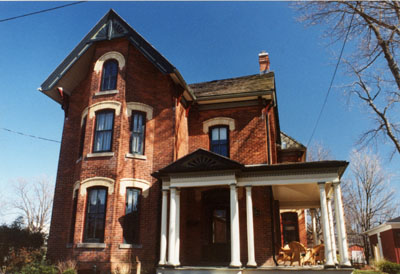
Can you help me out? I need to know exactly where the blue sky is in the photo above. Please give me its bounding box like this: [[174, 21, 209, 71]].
[[0, 1, 398, 223]]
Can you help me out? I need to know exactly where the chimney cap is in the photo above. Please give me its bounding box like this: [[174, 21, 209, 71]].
[[259, 50, 269, 57]]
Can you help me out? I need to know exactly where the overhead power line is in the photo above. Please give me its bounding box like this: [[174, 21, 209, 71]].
[[1, 127, 61, 143], [0, 1, 86, 23], [306, 10, 357, 148]]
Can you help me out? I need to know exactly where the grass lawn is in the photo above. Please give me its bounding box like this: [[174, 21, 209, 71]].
[[352, 270, 382, 274]]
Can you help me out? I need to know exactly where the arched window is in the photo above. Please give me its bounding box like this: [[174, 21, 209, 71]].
[[101, 60, 118, 91], [84, 187, 107, 243], [210, 126, 229, 157]]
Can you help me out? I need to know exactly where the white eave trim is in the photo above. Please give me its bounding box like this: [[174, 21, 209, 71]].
[[365, 222, 400, 235]]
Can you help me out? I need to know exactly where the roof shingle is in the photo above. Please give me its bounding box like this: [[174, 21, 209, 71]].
[[188, 72, 275, 99]]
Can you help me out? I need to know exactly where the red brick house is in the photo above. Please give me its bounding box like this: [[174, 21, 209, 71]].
[[365, 217, 400, 263], [40, 10, 352, 273]]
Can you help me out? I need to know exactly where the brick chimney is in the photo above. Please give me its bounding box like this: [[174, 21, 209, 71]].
[[259, 51, 270, 74]]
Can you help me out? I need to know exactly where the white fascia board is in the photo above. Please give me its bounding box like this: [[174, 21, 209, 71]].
[[365, 223, 400, 235], [237, 172, 339, 186], [170, 174, 236, 188]]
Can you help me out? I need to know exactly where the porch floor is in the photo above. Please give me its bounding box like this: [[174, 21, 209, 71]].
[[157, 266, 354, 274]]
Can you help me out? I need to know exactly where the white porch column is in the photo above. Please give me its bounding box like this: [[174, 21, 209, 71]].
[[333, 183, 351, 267], [159, 189, 168, 265], [327, 197, 338, 264], [310, 209, 319, 246], [174, 189, 181, 265], [318, 182, 335, 267], [167, 187, 177, 266], [245, 186, 257, 267], [230, 184, 242, 267], [377, 233, 384, 260]]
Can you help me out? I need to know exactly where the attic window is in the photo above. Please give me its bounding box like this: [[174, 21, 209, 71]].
[[101, 60, 118, 91]]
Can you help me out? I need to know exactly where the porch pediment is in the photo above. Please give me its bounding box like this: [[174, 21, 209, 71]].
[[154, 149, 243, 176]]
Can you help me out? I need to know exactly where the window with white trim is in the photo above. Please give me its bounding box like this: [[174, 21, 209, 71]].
[[210, 125, 229, 157], [123, 188, 141, 244], [84, 187, 107, 243], [101, 59, 118, 91], [93, 110, 114, 152], [130, 111, 146, 155]]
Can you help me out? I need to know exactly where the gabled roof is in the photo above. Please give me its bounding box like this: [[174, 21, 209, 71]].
[[39, 9, 192, 104], [188, 72, 275, 101], [365, 216, 400, 235], [153, 148, 244, 176], [280, 132, 306, 150], [388, 216, 400, 223]]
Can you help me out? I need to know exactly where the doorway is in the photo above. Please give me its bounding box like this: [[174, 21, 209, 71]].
[[201, 188, 230, 265]]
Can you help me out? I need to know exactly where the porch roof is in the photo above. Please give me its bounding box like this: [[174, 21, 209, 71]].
[[152, 148, 348, 179]]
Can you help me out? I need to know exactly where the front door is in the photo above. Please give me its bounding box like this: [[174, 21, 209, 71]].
[[201, 189, 230, 265]]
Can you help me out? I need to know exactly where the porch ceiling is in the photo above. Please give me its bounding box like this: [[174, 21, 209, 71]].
[[273, 183, 324, 209]]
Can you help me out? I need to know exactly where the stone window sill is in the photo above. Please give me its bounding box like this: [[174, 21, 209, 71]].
[[94, 90, 119, 97], [119, 243, 142, 249], [86, 152, 114, 158], [125, 153, 146, 160], [76, 243, 106, 249]]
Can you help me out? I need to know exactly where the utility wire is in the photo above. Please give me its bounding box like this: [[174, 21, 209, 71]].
[[306, 10, 357, 148], [1, 127, 60, 143], [0, 1, 86, 23]]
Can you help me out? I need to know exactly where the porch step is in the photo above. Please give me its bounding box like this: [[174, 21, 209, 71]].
[[157, 266, 354, 274]]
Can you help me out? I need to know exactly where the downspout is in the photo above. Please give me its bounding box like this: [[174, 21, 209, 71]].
[[265, 102, 273, 165], [270, 186, 278, 266]]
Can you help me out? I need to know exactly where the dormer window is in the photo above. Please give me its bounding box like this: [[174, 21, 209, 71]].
[[210, 126, 229, 157], [101, 60, 118, 91]]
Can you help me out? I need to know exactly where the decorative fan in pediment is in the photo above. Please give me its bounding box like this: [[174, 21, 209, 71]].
[[183, 155, 219, 169]]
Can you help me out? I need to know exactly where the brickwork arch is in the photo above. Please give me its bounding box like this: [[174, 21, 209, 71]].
[[79, 177, 115, 196], [126, 102, 153, 120], [119, 178, 151, 198], [202, 117, 235, 134], [88, 101, 121, 118], [94, 51, 126, 73]]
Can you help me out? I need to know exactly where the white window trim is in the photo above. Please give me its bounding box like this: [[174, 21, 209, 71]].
[[81, 107, 88, 127], [80, 177, 115, 196], [88, 101, 121, 118], [203, 117, 235, 134], [72, 181, 80, 198], [119, 178, 151, 198], [126, 102, 153, 120], [94, 51, 126, 73]]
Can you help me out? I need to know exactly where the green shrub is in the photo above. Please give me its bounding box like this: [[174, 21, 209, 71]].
[[376, 260, 400, 274], [62, 269, 77, 274], [19, 262, 57, 274]]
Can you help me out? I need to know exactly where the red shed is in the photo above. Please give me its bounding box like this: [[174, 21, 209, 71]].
[[365, 217, 400, 263]]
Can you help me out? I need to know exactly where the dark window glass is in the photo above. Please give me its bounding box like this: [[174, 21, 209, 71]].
[[69, 189, 79, 243], [281, 212, 299, 245], [84, 188, 107, 243], [123, 188, 141, 244], [210, 126, 229, 157], [101, 60, 118, 91], [79, 116, 87, 158], [130, 112, 145, 155], [93, 111, 114, 152], [212, 209, 228, 244]]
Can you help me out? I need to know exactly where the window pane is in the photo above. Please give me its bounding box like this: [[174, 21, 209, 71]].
[[211, 128, 219, 141], [84, 188, 107, 243], [131, 112, 145, 155], [219, 127, 227, 140], [94, 111, 114, 152], [124, 189, 141, 244], [101, 60, 118, 91]]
